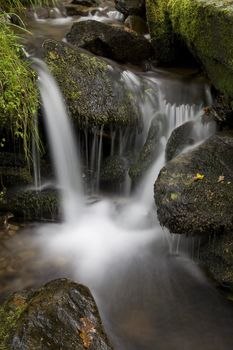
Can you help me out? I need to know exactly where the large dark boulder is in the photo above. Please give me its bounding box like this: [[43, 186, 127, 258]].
[[0, 279, 112, 349], [43, 40, 140, 130], [66, 20, 153, 64], [115, 0, 145, 17], [154, 131, 233, 236]]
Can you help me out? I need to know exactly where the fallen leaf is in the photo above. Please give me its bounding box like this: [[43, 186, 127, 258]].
[[80, 317, 96, 348], [193, 173, 205, 181], [218, 175, 225, 183]]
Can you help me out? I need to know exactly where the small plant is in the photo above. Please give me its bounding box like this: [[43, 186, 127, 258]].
[[0, 16, 40, 160], [0, 0, 58, 13]]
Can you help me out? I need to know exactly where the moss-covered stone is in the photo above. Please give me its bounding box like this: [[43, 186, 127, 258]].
[[1, 190, 60, 221], [43, 40, 139, 130], [146, 0, 233, 97], [154, 130, 233, 236], [0, 279, 113, 350], [0, 167, 32, 190]]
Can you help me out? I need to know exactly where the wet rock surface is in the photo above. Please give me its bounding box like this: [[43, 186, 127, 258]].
[[66, 20, 153, 64], [129, 114, 167, 182], [1, 190, 60, 221], [154, 131, 233, 236], [124, 15, 148, 34], [165, 121, 195, 162], [115, 0, 145, 17], [43, 40, 140, 130], [0, 278, 112, 350]]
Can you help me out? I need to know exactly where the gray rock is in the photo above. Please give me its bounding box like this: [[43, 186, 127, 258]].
[[66, 20, 153, 64], [115, 0, 145, 17], [154, 131, 233, 236], [129, 113, 167, 182], [165, 121, 195, 162], [0, 279, 113, 349]]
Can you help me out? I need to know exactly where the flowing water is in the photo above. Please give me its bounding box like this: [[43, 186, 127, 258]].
[[27, 59, 233, 350], [7, 3, 233, 349]]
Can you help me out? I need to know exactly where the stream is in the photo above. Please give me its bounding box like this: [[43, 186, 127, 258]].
[[2, 1, 233, 349]]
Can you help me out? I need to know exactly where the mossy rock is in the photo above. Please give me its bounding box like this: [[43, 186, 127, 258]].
[[145, 0, 233, 98], [0, 167, 32, 190], [154, 131, 233, 236], [0, 278, 113, 350], [43, 40, 139, 130], [1, 190, 60, 221]]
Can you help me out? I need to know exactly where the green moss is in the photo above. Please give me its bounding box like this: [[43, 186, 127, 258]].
[[0, 294, 27, 349], [146, 0, 233, 96], [44, 40, 138, 129], [0, 18, 39, 159]]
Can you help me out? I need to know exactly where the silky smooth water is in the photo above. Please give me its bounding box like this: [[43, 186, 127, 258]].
[[29, 59, 233, 350]]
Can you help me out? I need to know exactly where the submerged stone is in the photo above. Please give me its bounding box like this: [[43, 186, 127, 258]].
[[154, 131, 233, 236], [0, 278, 112, 349], [43, 40, 140, 130], [66, 20, 153, 64]]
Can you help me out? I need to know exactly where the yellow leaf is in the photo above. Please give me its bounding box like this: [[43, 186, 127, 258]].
[[193, 173, 205, 181]]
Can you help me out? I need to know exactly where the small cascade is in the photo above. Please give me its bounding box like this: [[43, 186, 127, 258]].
[[31, 115, 41, 191], [32, 58, 83, 222]]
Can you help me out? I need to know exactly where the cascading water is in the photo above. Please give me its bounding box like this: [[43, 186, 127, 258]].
[[32, 58, 83, 222], [32, 61, 233, 350]]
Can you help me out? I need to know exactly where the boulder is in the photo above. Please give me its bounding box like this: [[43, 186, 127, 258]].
[[146, 0, 233, 98], [43, 40, 140, 130], [129, 113, 167, 182], [66, 20, 153, 64], [0, 167, 32, 190], [0, 278, 112, 349], [100, 154, 134, 190], [124, 15, 148, 35], [165, 121, 195, 162], [198, 232, 233, 284], [115, 0, 145, 17], [1, 190, 60, 221], [154, 131, 233, 236]]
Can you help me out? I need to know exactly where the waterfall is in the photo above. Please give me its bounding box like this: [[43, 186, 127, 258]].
[[31, 115, 41, 191], [32, 58, 84, 222]]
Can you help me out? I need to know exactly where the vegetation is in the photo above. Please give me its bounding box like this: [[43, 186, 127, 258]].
[[0, 16, 39, 160], [145, 0, 233, 97], [0, 0, 57, 13]]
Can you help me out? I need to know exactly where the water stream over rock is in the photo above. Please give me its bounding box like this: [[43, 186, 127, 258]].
[[1, 2, 233, 349], [26, 58, 233, 350]]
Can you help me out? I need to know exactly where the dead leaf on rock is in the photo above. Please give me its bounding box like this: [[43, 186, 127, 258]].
[[80, 317, 96, 348], [218, 175, 225, 183]]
